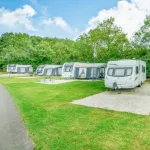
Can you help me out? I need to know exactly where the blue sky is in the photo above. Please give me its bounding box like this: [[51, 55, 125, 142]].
[[0, 0, 119, 27], [0, 0, 149, 39]]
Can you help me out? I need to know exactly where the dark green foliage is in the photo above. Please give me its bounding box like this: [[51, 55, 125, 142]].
[[0, 33, 74, 70]]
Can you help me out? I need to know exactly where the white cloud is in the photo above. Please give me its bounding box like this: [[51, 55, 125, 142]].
[[85, 0, 150, 38], [42, 17, 80, 39], [54, 17, 69, 30], [30, 0, 48, 16], [0, 4, 79, 39], [0, 5, 37, 31], [43, 17, 69, 31]]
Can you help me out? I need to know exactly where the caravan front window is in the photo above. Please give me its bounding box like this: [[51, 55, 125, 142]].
[[37, 67, 44, 73], [64, 65, 73, 72], [9, 65, 16, 70], [126, 68, 132, 76], [108, 68, 113, 76], [107, 67, 133, 77], [114, 68, 125, 76], [9, 66, 15, 70]]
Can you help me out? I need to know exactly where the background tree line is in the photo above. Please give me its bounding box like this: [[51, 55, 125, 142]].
[[0, 16, 150, 76]]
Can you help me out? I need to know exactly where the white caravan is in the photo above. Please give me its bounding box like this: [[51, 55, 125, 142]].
[[105, 60, 146, 89], [62, 62, 106, 79], [7, 64, 33, 74], [36, 65, 62, 76]]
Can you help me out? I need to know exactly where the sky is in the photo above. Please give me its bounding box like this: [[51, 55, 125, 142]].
[[0, 0, 150, 39]]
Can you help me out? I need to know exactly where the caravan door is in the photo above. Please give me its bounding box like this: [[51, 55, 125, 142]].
[[20, 67, 26, 73], [91, 68, 97, 78], [78, 68, 87, 79], [99, 67, 105, 78], [134, 65, 141, 86], [140, 63, 146, 83], [46, 69, 52, 76], [58, 68, 62, 75]]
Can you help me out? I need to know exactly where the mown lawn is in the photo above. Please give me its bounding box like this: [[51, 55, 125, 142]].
[[0, 72, 7, 74], [0, 76, 60, 84], [0, 78, 150, 150]]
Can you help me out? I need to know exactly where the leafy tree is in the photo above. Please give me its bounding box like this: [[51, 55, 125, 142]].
[[73, 18, 131, 63], [72, 33, 93, 62], [133, 15, 150, 76], [134, 15, 150, 49]]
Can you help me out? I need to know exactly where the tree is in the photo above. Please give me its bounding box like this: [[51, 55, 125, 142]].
[[0, 33, 75, 70], [72, 33, 93, 62], [74, 18, 131, 63], [134, 15, 150, 49], [133, 15, 150, 77]]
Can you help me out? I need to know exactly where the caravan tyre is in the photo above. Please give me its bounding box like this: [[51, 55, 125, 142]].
[[138, 82, 142, 87]]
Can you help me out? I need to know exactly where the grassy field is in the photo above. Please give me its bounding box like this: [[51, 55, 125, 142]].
[[0, 72, 7, 74], [0, 76, 61, 84], [0, 78, 150, 150]]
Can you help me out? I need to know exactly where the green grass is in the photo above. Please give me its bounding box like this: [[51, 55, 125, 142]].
[[0, 72, 7, 74], [0, 78, 150, 150], [0, 76, 61, 84], [0, 77, 40, 84]]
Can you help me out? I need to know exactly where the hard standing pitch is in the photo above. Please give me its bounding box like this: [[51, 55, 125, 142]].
[[72, 82, 150, 115]]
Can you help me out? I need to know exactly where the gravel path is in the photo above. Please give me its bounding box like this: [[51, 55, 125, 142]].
[[0, 84, 34, 150], [72, 82, 150, 115]]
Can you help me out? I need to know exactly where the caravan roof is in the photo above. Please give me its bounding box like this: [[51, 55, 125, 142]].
[[8, 64, 32, 67], [17, 65, 32, 67], [64, 62, 106, 68], [107, 60, 145, 67], [44, 65, 62, 69]]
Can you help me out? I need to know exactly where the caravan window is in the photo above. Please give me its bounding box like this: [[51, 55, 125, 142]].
[[126, 68, 132, 76], [142, 66, 145, 73], [108, 68, 113, 76], [107, 67, 133, 77], [136, 66, 139, 74], [9, 66, 15, 70], [114, 68, 125, 77], [64, 65, 73, 72], [9, 65, 16, 70], [37, 67, 44, 73]]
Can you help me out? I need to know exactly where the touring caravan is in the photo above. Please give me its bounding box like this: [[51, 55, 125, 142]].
[[7, 64, 33, 74], [36, 65, 62, 76], [105, 60, 146, 89], [62, 62, 107, 79]]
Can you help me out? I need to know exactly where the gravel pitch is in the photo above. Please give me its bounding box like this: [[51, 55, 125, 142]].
[[72, 82, 150, 115], [0, 84, 34, 150]]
